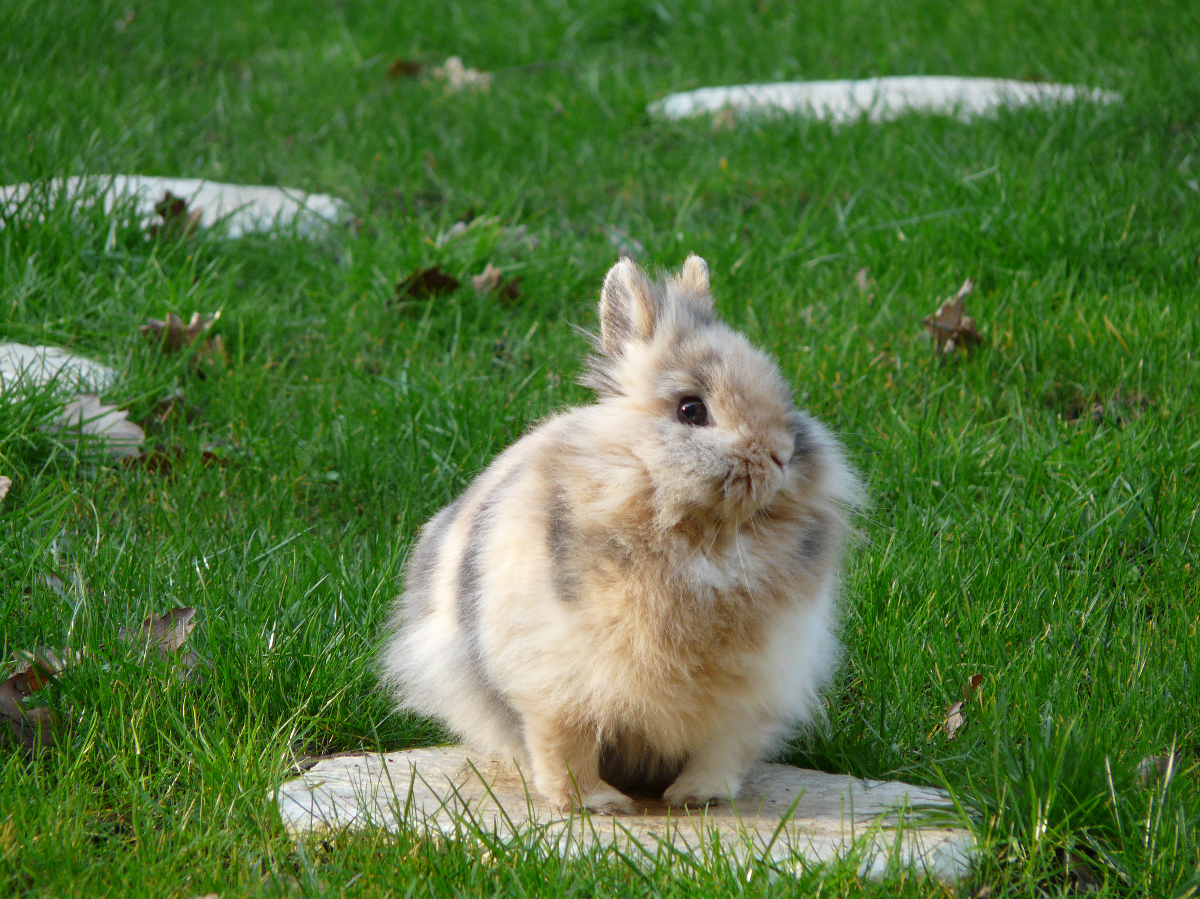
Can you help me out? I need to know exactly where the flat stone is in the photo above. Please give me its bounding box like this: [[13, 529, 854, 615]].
[[0, 175, 346, 239], [648, 76, 1120, 124], [277, 747, 975, 882]]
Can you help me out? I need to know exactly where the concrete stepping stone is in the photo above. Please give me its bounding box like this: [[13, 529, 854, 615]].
[[0, 175, 346, 239], [277, 746, 976, 882], [649, 76, 1120, 124]]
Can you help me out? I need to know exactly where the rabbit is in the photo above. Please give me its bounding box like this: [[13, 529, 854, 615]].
[[380, 254, 861, 814]]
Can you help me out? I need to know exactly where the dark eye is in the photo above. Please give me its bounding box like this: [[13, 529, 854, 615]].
[[676, 396, 709, 427]]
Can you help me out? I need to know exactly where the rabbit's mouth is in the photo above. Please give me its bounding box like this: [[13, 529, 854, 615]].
[[719, 453, 786, 520]]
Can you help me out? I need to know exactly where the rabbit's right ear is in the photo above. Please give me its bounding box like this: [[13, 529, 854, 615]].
[[599, 258, 657, 357]]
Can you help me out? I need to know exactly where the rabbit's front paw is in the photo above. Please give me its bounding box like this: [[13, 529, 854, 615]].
[[662, 773, 739, 808], [582, 783, 638, 815]]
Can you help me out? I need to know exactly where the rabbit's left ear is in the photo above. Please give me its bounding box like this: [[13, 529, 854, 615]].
[[677, 254, 710, 294], [673, 254, 714, 322], [599, 257, 658, 357]]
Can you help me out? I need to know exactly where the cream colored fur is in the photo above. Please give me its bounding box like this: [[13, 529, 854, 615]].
[[381, 255, 861, 813]]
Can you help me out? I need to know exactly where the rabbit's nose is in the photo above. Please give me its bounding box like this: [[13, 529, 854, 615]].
[[770, 432, 794, 470]]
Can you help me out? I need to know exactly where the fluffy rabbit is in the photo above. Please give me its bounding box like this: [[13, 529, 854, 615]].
[[381, 254, 861, 813]]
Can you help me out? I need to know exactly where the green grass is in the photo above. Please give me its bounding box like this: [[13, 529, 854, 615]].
[[2, 0, 1198, 895]]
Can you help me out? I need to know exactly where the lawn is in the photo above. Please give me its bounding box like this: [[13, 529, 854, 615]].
[[1, 0, 1198, 895]]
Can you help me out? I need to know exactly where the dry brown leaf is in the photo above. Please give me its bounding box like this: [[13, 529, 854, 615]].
[[395, 265, 460, 302], [943, 701, 966, 740], [431, 56, 491, 92], [853, 267, 875, 300], [922, 277, 983, 356], [0, 476, 10, 504], [151, 192, 202, 240], [1066, 852, 1102, 893], [140, 312, 220, 354], [11, 647, 78, 692], [0, 675, 56, 750], [943, 673, 983, 740], [0, 649, 66, 750], [471, 264, 522, 303], [120, 607, 198, 658], [963, 673, 984, 702], [1137, 750, 1178, 788], [123, 443, 228, 476], [46, 394, 145, 459], [387, 58, 423, 78]]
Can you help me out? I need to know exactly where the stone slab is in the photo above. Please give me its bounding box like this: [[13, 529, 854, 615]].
[[648, 76, 1120, 124], [0, 175, 346, 239], [276, 747, 975, 882]]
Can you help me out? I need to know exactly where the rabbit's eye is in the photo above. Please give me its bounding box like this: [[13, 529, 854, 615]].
[[676, 396, 709, 427]]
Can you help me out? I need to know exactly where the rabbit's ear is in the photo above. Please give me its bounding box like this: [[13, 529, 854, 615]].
[[599, 257, 658, 357], [673, 254, 714, 321], [677, 254, 710, 295]]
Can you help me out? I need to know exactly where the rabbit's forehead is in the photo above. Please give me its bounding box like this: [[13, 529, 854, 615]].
[[652, 327, 792, 417]]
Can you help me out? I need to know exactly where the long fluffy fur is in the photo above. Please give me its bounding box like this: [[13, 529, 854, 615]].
[[380, 255, 861, 812]]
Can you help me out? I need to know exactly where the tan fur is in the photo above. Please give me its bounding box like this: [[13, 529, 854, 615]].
[[381, 256, 862, 812]]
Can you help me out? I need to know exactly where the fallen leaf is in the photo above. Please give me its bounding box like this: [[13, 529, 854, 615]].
[[140, 312, 220, 355], [387, 58, 423, 78], [471, 264, 522, 302], [1055, 389, 1153, 426], [943, 701, 966, 740], [124, 443, 228, 476], [10, 647, 76, 692], [151, 191, 202, 240], [922, 277, 983, 356], [853, 266, 875, 300], [963, 673, 983, 702], [0, 476, 10, 504], [471, 263, 503, 294], [394, 265, 460, 302], [36, 571, 66, 600], [0, 672, 56, 750], [119, 607, 198, 657], [431, 56, 490, 92], [45, 394, 145, 459], [943, 673, 983, 740], [1137, 750, 1178, 788], [1066, 851, 1102, 893], [0, 648, 71, 750]]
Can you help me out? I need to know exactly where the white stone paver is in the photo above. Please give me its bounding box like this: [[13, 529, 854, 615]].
[[649, 76, 1119, 124], [277, 747, 976, 882], [0, 175, 346, 239]]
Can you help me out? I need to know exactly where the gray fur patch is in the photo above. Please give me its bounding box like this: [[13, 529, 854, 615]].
[[796, 520, 827, 568], [401, 498, 462, 621], [789, 413, 816, 465], [456, 467, 523, 734], [547, 490, 580, 603]]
